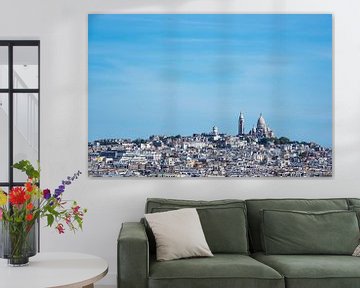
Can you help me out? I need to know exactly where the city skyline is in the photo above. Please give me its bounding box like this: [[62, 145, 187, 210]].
[[89, 14, 332, 148], [91, 112, 277, 140]]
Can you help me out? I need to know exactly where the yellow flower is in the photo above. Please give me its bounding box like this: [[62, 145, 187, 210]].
[[0, 190, 7, 206]]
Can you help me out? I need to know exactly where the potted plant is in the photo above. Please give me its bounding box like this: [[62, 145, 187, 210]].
[[0, 160, 87, 266]]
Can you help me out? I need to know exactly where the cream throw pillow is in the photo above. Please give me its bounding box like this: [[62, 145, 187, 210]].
[[145, 208, 213, 261], [353, 244, 360, 256]]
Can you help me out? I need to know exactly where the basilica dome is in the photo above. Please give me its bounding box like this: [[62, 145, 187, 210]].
[[257, 114, 266, 129]]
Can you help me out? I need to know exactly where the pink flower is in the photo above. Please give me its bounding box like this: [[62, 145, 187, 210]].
[[65, 214, 71, 225], [72, 205, 80, 214], [56, 223, 65, 234], [0, 208, 3, 220]]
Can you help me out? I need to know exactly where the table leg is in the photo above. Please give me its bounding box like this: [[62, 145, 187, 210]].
[[82, 284, 94, 288]]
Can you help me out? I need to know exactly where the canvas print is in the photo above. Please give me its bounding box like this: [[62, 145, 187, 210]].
[[88, 14, 332, 178]]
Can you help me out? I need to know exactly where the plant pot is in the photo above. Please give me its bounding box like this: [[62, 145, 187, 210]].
[[0, 220, 37, 266]]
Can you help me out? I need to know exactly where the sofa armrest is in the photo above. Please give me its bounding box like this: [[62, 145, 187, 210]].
[[118, 222, 149, 288]]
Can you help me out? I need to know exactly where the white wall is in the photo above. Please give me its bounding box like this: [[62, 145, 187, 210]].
[[1, 0, 360, 286]]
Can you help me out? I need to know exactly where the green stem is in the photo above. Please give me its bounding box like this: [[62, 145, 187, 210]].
[[8, 222, 31, 259]]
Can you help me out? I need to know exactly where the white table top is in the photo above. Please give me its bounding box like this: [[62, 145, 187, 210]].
[[0, 252, 108, 288]]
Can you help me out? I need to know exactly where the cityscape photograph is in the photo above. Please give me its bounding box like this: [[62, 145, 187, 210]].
[[88, 14, 332, 177]]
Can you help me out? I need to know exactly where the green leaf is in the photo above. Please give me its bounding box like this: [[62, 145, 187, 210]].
[[12, 160, 40, 180], [47, 206, 60, 217], [47, 214, 54, 227], [75, 216, 83, 230]]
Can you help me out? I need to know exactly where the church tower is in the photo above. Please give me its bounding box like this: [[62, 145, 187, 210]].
[[238, 112, 245, 136]]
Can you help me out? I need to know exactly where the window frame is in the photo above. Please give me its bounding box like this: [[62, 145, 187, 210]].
[[0, 40, 40, 188]]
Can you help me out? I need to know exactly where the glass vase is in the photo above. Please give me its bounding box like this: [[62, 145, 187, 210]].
[[0, 220, 37, 266]]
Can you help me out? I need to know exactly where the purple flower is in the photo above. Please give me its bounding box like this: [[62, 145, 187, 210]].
[[54, 188, 64, 199], [43, 189, 51, 200], [54, 171, 82, 199], [62, 180, 71, 185]]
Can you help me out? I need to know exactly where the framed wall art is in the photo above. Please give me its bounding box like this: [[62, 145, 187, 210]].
[[88, 14, 332, 178]]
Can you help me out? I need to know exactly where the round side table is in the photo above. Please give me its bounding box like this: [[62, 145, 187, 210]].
[[0, 252, 108, 288]]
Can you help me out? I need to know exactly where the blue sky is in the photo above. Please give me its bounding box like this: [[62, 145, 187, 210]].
[[88, 14, 332, 147]]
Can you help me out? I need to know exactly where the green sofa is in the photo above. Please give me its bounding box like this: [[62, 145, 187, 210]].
[[118, 198, 360, 288]]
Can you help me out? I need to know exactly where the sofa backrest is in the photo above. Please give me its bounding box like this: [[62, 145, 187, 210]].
[[348, 198, 360, 207], [245, 198, 350, 252], [145, 198, 249, 255]]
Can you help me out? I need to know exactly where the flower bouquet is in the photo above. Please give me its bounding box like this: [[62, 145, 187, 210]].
[[0, 160, 87, 266]]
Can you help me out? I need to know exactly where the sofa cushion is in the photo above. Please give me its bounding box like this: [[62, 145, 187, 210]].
[[261, 209, 359, 255], [146, 198, 249, 254], [149, 254, 284, 288], [246, 198, 349, 252], [252, 252, 360, 288]]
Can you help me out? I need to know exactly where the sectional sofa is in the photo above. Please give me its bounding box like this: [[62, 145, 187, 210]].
[[118, 198, 360, 288]]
